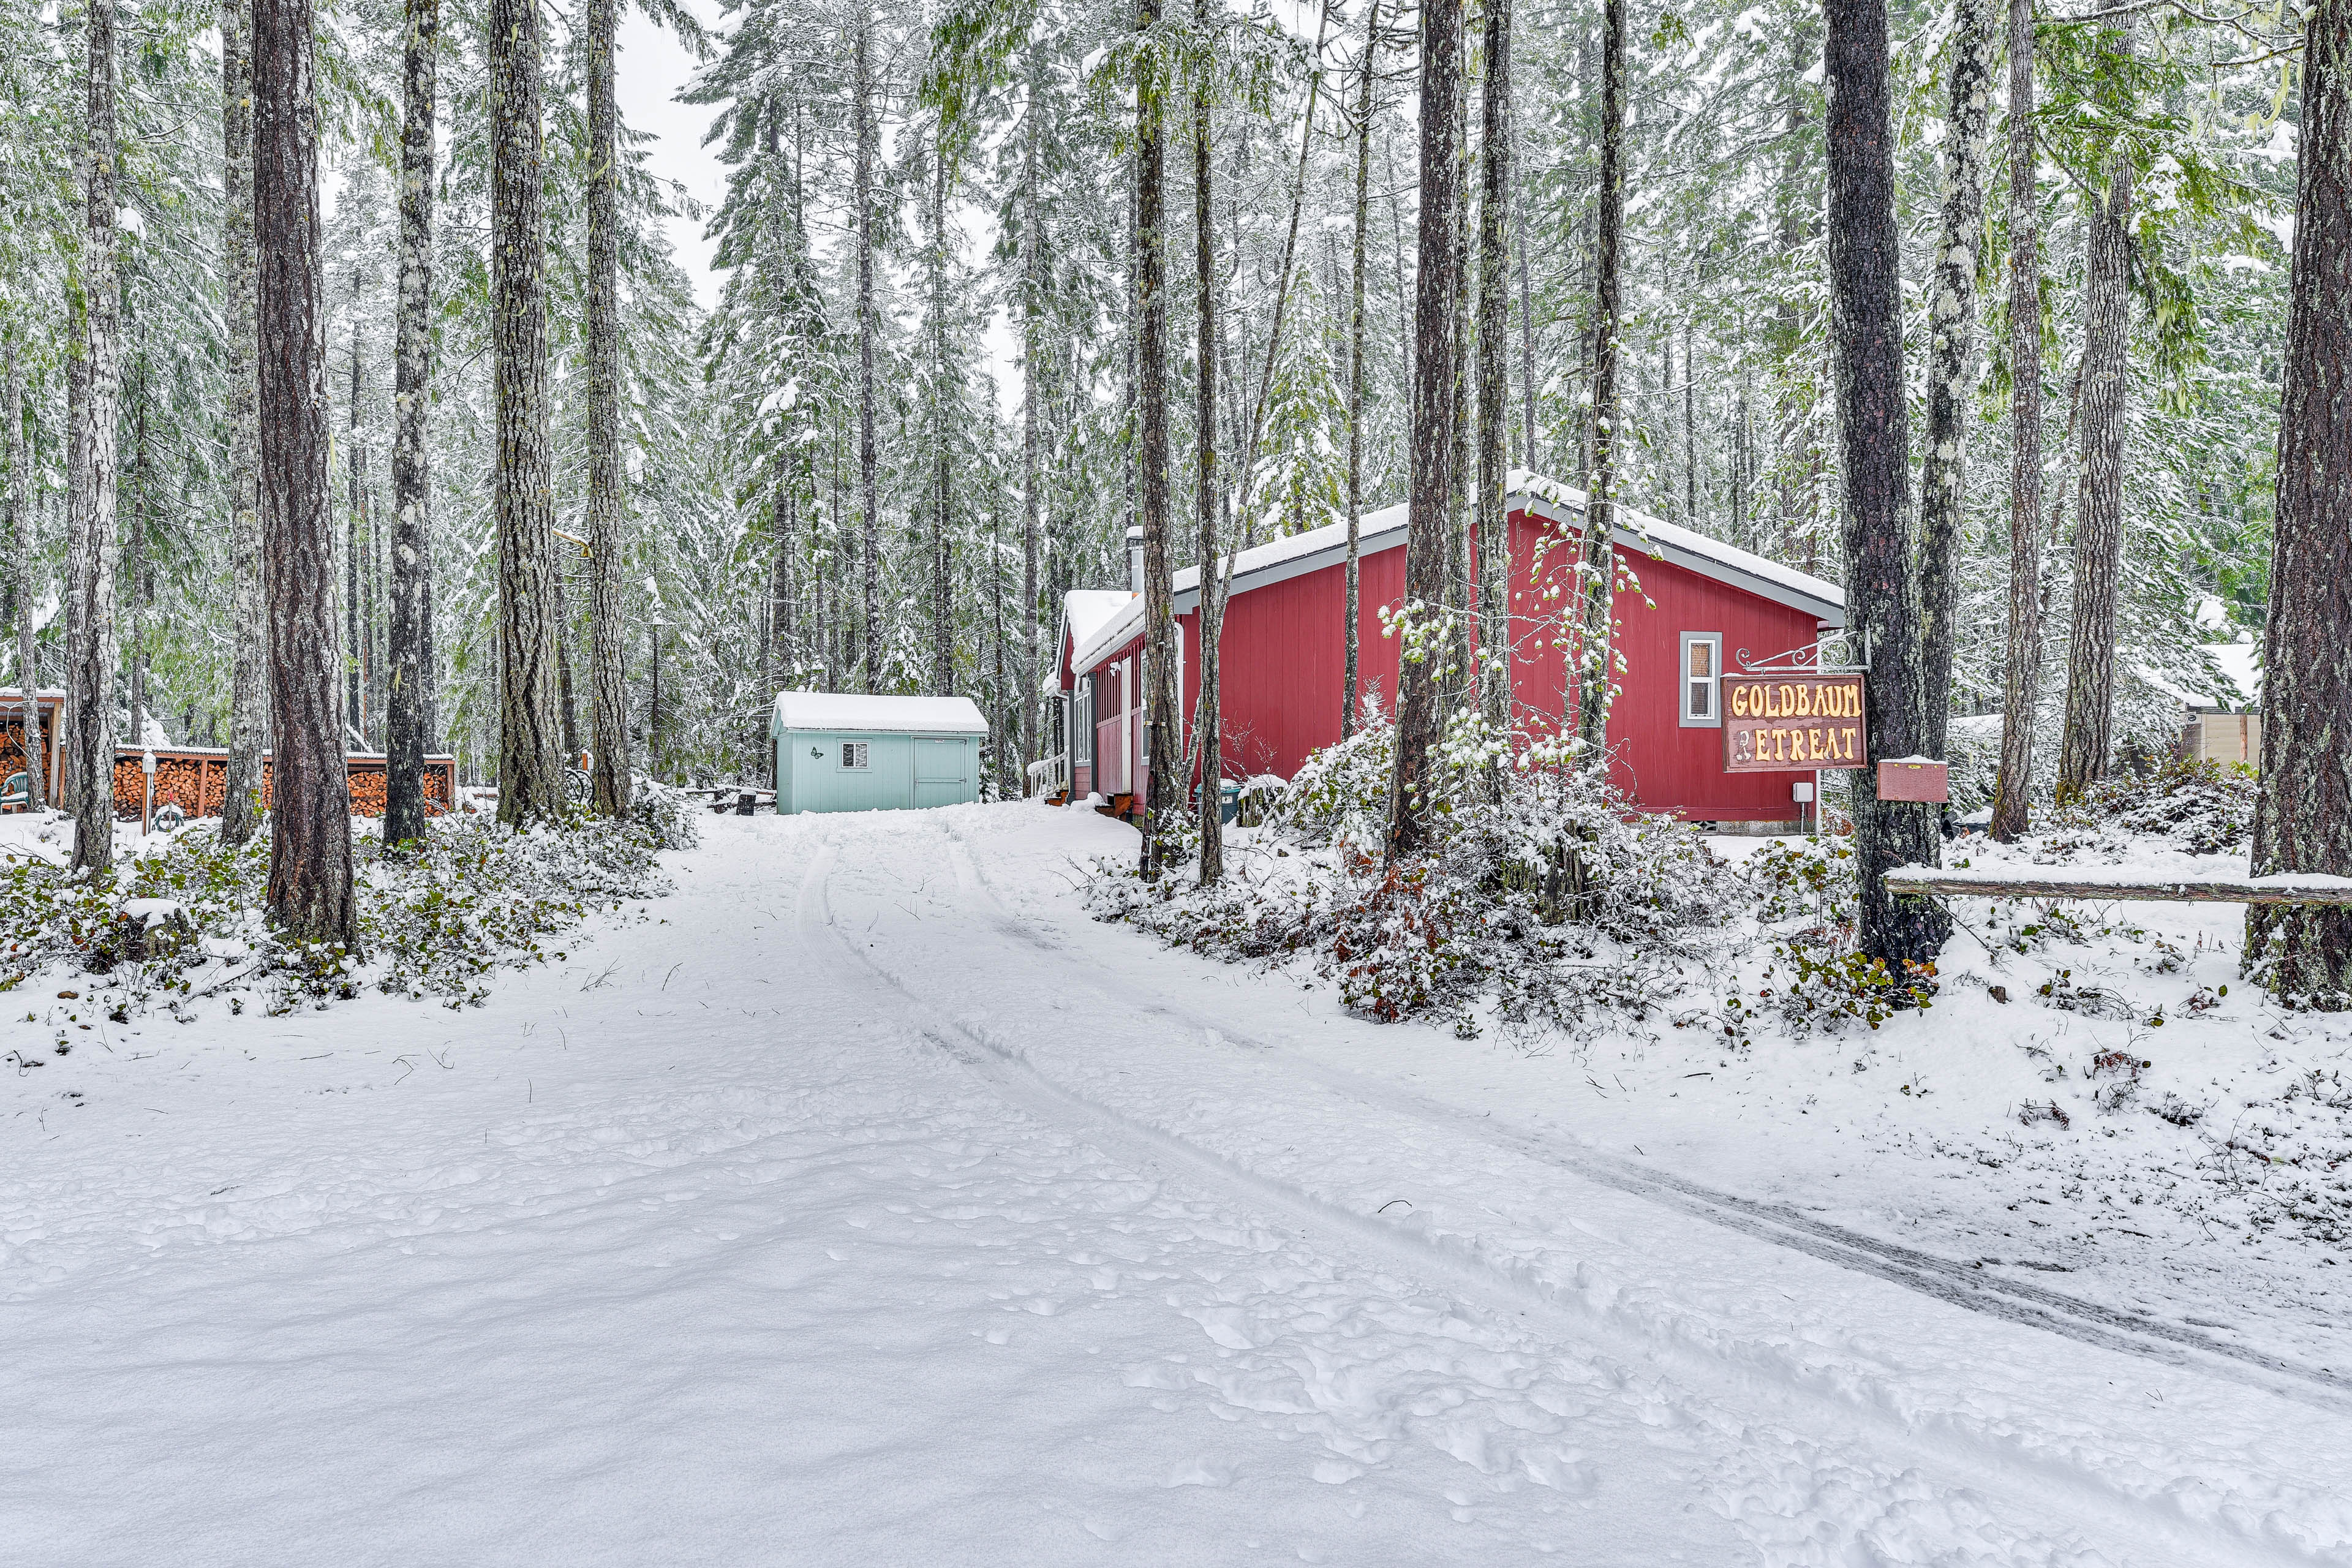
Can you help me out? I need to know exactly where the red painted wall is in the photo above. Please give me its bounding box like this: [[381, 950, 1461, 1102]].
[[1080, 508, 1828, 821]]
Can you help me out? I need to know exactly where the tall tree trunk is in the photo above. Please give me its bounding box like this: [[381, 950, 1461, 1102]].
[[61, 352, 84, 819], [1385, 0, 1462, 859], [554, 571, 577, 759], [126, 380, 146, 748], [385, 0, 436, 848], [2248, 0, 2352, 1003], [221, 0, 267, 834], [855, 9, 880, 695], [586, 0, 630, 816], [1476, 0, 1512, 762], [491, 0, 562, 825], [69, 0, 120, 874], [5, 336, 41, 813], [1517, 179, 1537, 473], [1773, 13, 1819, 567], [346, 346, 364, 744], [1988, 0, 2043, 843], [1136, 0, 1177, 876], [1444, 70, 1472, 712], [929, 130, 953, 698], [2055, 44, 2135, 802], [1193, 7, 1223, 884], [1574, 0, 1622, 758], [1916, 0, 1997, 763], [1019, 40, 1043, 782], [254, 0, 356, 942], [1342, 0, 1377, 739], [1825, 0, 1946, 965]]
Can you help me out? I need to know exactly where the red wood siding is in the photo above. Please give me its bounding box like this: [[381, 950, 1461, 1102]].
[[1077, 507, 1829, 823]]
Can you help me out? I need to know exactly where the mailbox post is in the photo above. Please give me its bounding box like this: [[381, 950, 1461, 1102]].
[[140, 748, 157, 835]]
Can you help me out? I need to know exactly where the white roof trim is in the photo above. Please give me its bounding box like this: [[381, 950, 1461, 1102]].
[[1068, 473, 1844, 676]]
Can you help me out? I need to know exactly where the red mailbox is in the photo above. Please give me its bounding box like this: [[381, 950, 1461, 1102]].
[[1876, 758, 1950, 803]]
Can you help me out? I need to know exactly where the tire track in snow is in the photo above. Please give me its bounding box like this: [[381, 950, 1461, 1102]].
[[933, 815, 2352, 1414], [799, 818, 2346, 1568]]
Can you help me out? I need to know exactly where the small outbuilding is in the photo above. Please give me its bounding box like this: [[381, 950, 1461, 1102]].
[[771, 692, 990, 815]]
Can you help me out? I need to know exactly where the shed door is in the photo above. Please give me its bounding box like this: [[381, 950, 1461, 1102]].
[[913, 737, 968, 809]]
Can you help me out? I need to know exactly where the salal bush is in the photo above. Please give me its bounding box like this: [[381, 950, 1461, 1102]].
[[1093, 714, 1738, 1041], [0, 808, 682, 1017]]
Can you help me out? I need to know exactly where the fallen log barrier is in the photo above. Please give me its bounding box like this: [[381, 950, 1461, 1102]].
[[1884, 866, 2352, 907]]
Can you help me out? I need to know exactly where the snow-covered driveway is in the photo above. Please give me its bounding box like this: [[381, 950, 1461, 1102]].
[[4, 804, 2346, 1566]]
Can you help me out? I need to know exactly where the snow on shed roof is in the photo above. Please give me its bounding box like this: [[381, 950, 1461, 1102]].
[[1069, 472, 1844, 676], [772, 692, 990, 735]]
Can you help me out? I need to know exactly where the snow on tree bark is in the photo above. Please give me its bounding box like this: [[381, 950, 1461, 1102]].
[[1342, 0, 1377, 741], [1192, 13, 1223, 886], [221, 0, 266, 843], [1476, 0, 1513, 767], [1020, 40, 1043, 781], [68, 0, 119, 873], [1916, 0, 1996, 762], [2056, 32, 2135, 802], [254, 0, 356, 943], [1386, 0, 1462, 860], [385, 0, 437, 847], [1136, 0, 1178, 878], [1574, 0, 1623, 758], [491, 0, 563, 827], [856, 10, 880, 695], [2248, 0, 2352, 1004], [1989, 0, 2043, 843], [4, 338, 40, 813], [1823, 0, 1947, 965], [586, 0, 630, 818]]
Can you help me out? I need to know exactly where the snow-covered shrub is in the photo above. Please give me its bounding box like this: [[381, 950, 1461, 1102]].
[[631, 778, 704, 851], [1270, 715, 1394, 854], [2052, 755, 2256, 855], [1094, 731, 1737, 1040], [0, 811, 676, 1017]]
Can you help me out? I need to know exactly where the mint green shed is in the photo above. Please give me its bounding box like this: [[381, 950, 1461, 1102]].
[[771, 692, 990, 815]]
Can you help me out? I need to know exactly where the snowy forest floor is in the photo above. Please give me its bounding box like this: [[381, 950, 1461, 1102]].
[[2, 802, 2347, 1565]]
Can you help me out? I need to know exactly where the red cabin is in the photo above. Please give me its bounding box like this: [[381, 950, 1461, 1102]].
[[1047, 473, 1845, 829]]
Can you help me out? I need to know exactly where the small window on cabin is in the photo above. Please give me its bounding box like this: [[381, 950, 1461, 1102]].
[[1680, 633, 1722, 728], [840, 741, 870, 771], [1074, 681, 1093, 763]]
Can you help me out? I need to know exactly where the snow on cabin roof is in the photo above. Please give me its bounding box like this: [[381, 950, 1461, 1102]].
[[2135, 641, 2263, 712], [771, 691, 990, 736], [1064, 590, 1133, 652], [1068, 472, 1845, 677]]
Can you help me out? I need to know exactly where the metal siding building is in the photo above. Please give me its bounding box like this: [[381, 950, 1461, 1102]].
[[772, 693, 989, 815], [1050, 472, 1847, 826]]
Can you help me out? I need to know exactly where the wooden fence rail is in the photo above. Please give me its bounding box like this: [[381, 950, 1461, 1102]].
[[1884, 867, 2352, 907]]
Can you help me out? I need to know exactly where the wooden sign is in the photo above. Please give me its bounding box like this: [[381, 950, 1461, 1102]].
[[1722, 674, 1866, 772]]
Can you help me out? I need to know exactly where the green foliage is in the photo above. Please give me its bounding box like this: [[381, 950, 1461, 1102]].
[[0, 812, 677, 1016]]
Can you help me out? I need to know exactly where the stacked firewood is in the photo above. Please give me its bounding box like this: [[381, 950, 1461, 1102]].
[[102, 753, 458, 820]]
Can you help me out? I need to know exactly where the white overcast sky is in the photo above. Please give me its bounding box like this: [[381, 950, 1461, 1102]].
[[614, 0, 730, 307]]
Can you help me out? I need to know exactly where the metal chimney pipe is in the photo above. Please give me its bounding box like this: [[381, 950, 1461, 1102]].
[[1125, 526, 1144, 595]]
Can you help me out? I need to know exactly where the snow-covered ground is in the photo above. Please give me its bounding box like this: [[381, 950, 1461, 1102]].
[[4, 802, 2348, 1564]]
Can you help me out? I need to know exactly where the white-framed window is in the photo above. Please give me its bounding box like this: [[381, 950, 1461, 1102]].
[[1074, 679, 1092, 763], [1679, 633, 1722, 728], [840, 741, 870, 771]]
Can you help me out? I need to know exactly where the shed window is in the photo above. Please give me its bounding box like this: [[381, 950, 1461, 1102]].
[[1679, 633, 1723, 728], [1074, 679, 1092, 763], [840, 741, 870, 771]]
